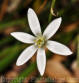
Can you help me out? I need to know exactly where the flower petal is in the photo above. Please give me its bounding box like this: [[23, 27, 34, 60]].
[[16, 45, 37, 66], [47, 40, 72, 55], [27, 8, 41, 36], [37, 48, 46, 76], [11, 32, 35, 43], [43, 17, 62, 40]]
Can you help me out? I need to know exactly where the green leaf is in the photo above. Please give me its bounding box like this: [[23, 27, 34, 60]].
[[77, 35, 79, 67], [0, 18, 26, 31], [10, 62, 36, 83], [0, 44, 25, 72]]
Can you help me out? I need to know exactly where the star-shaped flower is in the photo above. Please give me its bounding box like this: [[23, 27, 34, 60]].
[[10, 8, 72, 76]]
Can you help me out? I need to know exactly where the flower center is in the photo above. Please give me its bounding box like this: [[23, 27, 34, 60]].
[[34, 35, 45, 48]]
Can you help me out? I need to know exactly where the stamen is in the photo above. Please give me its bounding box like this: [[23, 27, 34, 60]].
[[34, 35, 45, 48]]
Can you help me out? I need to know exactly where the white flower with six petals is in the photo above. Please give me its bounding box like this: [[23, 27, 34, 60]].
[[11, 8, 72, 76]]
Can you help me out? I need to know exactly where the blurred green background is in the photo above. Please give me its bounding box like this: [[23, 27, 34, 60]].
[[0, 0, 79, 83]]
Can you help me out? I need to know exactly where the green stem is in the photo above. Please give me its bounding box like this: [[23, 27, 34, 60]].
[[48, 0, 56, 22]]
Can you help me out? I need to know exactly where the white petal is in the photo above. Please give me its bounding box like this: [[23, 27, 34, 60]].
[[16, 45, 37, 66], [47, 40, 72, 55], [37, 48, 46, 76], [43, 17, 62, 40], [11, 32, 35, 43], [27, 8, 41, 36]]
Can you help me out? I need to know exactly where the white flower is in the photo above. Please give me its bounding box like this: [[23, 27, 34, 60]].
[[10, 8, 72, 76]]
